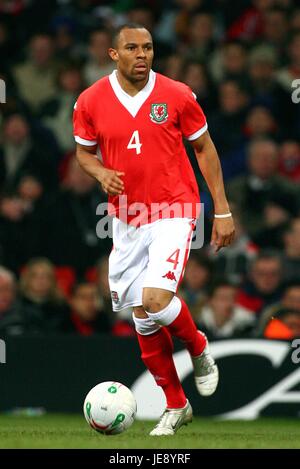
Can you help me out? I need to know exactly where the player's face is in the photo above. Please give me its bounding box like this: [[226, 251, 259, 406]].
[[109, 28, 154, 82]]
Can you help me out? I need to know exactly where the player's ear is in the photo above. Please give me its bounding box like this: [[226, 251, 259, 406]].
[[108, 48, 118, 62]]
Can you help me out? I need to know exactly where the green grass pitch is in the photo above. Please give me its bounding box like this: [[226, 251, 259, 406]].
[[0, 414, 300, 449]]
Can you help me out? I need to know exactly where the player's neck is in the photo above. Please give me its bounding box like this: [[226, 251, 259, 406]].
[[116, 71, 150, 97]]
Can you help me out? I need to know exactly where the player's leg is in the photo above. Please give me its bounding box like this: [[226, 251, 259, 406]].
[[133, 305, 192, 436], [108, 218, 191, 435], [133, 306, 186, 409], [143, 289, 206, 357], [142, 218, 219, 397], [143, 289, 219, 396]]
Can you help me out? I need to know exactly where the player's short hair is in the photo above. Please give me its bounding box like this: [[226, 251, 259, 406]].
[[112, 23, 152, 48]]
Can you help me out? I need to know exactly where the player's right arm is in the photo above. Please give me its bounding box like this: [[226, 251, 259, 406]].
[[73, 92, 124, 196], [76, 143, 125, 196]]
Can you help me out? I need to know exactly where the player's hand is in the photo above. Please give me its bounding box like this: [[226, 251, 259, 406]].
[[98, 168, 125, 196], [210, 217, 235, 253]]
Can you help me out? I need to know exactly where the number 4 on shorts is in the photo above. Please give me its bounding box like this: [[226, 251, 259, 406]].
[[166, 249, 180, 270], [127, 130, 142, 155]]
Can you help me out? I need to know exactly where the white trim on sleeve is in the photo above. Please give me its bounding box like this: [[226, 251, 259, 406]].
[[74, 136, 97, 146], [186, 122, 208, 141]]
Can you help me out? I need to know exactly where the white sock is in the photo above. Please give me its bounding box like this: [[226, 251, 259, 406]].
[[132, 314, 161, 335], [146, 296, 181, 326]]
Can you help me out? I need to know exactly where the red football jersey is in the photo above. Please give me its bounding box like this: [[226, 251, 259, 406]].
[[73, 70, 207, 225]]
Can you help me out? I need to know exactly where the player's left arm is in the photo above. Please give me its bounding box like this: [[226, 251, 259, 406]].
[[190, 130, 235, 252]]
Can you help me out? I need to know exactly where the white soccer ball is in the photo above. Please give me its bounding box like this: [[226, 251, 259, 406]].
[[83, 381, 137, 435]]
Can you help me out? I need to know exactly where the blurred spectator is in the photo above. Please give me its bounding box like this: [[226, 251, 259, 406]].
[[111, 310, 136, 336], [19, 258, 68, 333], [237, 251, 283, 315], [256, 280, 300, 334], [179, 252, 213, 318], [276, 30, 300, 92], [51, 16, 83, 62], [278, 281, 300, 313], [210, 40, 248, 84], [96, 255, 113, 314], [62, 282, 111, 335], [244, 105, 279, 140], [195, 280, 256, 340], [262, 308, 300, 339], [226, 138, 299, 241], [182, 11, 216, 62], [0, 174, 43, 223], [247, 45, 293, 134], [83, 29, 115, 86], [182, 62, 217, 113], [161, 54, 185, 81], [174, 0, 212, 44], [0, 21, 17, 73], [208, 79, 249, 155], [0, 113, 58, 194], [0, 267, 25, 335], [278, 140, 300, 182], [261, 7, 289, 51], [12, 34, 58, 113], [290, 8, 300, 31], [0, 174, 47, 271], [248, 45, 278, 92], [281, 218, 300, 282], [211, 204, 258, 284], [0, 267, 16, 321], [40, 63, 85, 153], [39, 155, 111, 275], [226, 0, 274, 41], [127, 5, 155, 33]]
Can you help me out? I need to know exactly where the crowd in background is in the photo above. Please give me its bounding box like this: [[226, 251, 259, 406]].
[[1, 0, 300, 341]]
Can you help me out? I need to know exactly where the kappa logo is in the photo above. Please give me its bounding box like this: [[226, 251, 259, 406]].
[[111, 291, 119, 304], [150, 103, 168, 124], [162, 271, 177, 281]]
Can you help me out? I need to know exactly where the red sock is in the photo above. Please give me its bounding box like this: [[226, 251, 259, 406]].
[[167, 297, 207, 357], [137, 327, 187, 409]]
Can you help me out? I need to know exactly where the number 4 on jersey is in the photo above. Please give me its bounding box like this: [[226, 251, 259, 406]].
[[166, 249, 180, 270], [127, 130, 142, 155]]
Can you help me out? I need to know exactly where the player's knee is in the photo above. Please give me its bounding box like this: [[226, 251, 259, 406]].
[[142, 288, 174, 313]]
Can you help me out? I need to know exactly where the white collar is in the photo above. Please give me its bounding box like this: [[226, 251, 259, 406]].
[[109, 69, 156, 117]]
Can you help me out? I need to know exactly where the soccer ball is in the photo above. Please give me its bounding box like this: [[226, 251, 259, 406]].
[[83, 381, 137, 435]]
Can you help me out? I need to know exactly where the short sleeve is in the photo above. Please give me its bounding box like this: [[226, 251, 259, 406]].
[[179, 89, 208, 141], [73, 95, 97, 146]]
